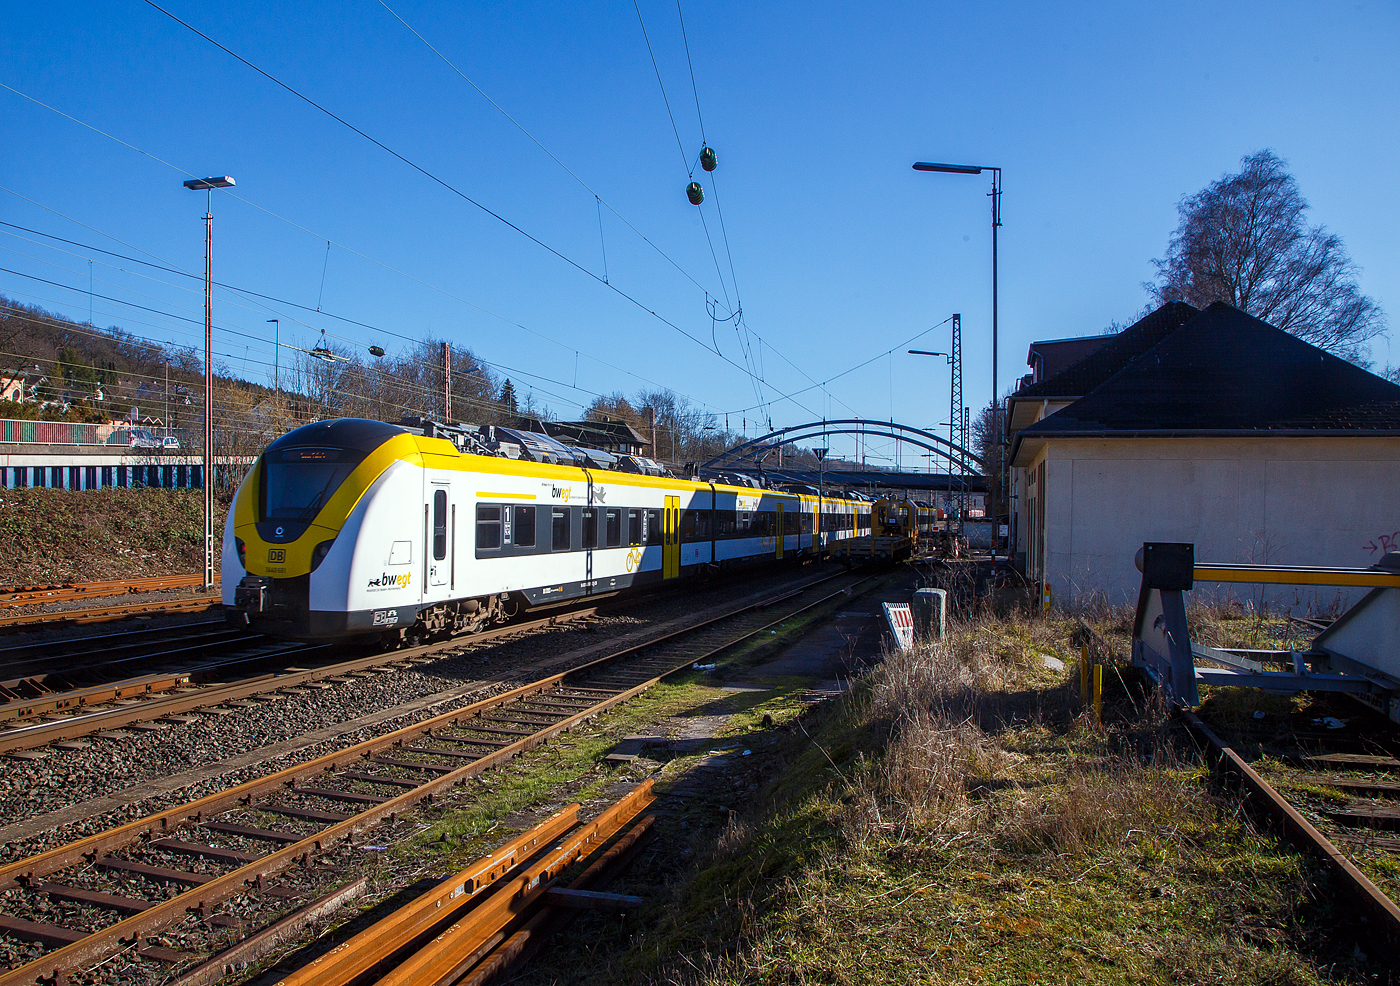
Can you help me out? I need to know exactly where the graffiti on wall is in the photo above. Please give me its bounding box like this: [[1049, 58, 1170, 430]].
[[1363, 531, 1400, 556]]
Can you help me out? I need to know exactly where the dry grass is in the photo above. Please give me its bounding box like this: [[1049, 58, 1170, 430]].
[[512, 603, 1381, 986]]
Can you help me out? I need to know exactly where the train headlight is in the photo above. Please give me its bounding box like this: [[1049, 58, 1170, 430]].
[[235, 537, 247, 569], [310, 539, 335, 572]]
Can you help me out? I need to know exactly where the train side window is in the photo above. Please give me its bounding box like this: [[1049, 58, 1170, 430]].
[[680, 509, 695, 540], [581, 508, 598, 549], [476, 504, 502, 550], [514, 505, 536, 547], [552, 508, 571, 551], [605, 508, 622, 547], [433, 489, 448, 559], [629, 509, 642, 545], [646, 509, 662, 545]]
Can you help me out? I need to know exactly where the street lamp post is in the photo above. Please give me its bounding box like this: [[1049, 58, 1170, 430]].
[[912, 161, 1004, 555], [183, 175, 235, 591]]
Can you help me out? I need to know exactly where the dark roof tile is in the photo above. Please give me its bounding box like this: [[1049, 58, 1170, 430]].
[[1023, 302, 1400, 435], [1015, 301, 1199, 398]]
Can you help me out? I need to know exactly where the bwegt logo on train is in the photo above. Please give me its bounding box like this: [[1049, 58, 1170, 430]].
[[368, 572, 412, 588], [267, 548, 286, 563]]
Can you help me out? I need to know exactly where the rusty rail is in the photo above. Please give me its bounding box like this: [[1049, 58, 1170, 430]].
[[273, 783, 653, 986], [0, 595, 219, 629], [0, 569, 869, 986], [0, 604, 609, 752], [0, 575, 206, 608], [1182, 710, 1400, 943]]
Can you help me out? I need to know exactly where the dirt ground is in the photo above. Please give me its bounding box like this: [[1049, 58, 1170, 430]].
[[0, 488, 226, 585]]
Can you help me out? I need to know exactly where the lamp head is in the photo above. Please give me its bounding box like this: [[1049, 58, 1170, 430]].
[[183, 176, 236, 190], [912, 162, 982, 175]]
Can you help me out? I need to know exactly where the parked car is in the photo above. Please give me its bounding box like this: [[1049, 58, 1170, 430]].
[[105, 428, 161, 449], [161, 435, 181, 450]]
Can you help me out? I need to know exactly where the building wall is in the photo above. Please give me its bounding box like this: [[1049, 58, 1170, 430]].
[[1042, 437, 1400, 613]]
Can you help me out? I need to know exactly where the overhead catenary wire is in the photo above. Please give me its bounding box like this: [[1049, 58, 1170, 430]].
[[0, 78, 843, 427], [0, 192, 703, 410], [373, 0, 734, 312], [139, 1, 796, 408], [1, 40, 836, 427]]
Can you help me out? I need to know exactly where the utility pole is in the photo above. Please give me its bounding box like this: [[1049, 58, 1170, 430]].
[[183, 175, 234, 592], [442, 341, 451, 422], [949, 314, 966, 537]]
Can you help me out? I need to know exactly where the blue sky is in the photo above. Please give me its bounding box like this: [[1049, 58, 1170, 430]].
[[3, 1, 1397, 465]]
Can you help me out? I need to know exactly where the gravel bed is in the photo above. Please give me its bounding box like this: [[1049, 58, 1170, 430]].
[[0, 608, 222, 651], [0, 568, 836, 861]]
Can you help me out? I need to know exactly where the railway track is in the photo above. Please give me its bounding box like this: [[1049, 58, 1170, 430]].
[[0, 576, 205, 610], [0, 603, 616, 755], [0, 566, 874, 985], [1183, 708, 1400, 946], [0, 596, 219, 630]]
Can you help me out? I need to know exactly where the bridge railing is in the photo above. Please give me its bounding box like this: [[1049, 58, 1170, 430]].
[[0, 418, 107, 446]]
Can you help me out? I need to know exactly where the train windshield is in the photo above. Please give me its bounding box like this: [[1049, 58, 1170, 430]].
[[259, 446, 368, 523]]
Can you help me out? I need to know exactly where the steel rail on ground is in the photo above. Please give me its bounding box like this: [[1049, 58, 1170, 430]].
[[0, 604, 610, 752], [0, 575, 206, 608], [0, 569, 875, 986], [1181, 710, 1400, 943]]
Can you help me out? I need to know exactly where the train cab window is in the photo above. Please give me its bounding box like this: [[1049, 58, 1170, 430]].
[[433, 489, 448, 559], [628, 510, 642, 546], [645, 509, 662, 546], [605, 508, 622, 547], [476, 505, 502, 550], [514, 505, 536, 547], [581, 508, 598, 549], [552, 508, 571, 551], [259, 446, 368, 524]]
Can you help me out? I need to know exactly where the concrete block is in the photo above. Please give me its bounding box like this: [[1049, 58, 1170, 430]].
[[911, 588, 948, 640]]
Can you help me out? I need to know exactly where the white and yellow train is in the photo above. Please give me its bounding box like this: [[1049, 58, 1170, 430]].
[[223, 418, 872, 641]]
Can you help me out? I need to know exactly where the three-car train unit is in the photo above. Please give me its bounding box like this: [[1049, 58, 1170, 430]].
[[224, 418, 873, 642]]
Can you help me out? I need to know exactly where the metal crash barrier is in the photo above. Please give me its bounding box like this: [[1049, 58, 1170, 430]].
[[1131, 542, 1400, 723]]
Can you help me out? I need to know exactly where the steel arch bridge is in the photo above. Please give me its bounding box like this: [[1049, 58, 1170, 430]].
[[699, 419, 983, 476]]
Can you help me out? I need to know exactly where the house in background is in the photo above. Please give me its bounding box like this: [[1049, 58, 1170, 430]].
[[1007, 301, 1400, 610]]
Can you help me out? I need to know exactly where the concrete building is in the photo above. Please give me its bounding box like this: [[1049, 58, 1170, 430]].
[[1008, 302, 1400, 611]]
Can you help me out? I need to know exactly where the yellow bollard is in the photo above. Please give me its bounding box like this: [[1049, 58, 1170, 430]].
[[1093, 665, 1104, 724], [1079, 645, 1089, 706], [1042, 582, 1052, 612]]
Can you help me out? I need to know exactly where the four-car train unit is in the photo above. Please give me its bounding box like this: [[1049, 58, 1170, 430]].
[[224, 418, 874, 642]]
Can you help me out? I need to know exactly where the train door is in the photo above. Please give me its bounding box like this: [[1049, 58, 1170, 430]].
[[775, 503, 785, 560], [663, 496, 680, 578], [428, 483, 451, 592]]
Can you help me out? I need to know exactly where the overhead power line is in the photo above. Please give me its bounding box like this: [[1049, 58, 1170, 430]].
[[140, 0, 797, 410]]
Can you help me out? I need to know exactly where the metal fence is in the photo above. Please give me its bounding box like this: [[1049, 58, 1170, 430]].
[[0, 418, 197, 447], [0, 418, 106, 445]]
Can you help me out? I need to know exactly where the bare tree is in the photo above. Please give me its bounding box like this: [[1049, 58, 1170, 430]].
[[1151, 150, 1384, 363], [971, 401, 1007, 517]]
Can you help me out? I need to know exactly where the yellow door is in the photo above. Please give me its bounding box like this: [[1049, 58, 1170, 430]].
[[664, 496, 680, 578], [776, 504, 785, 559]]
